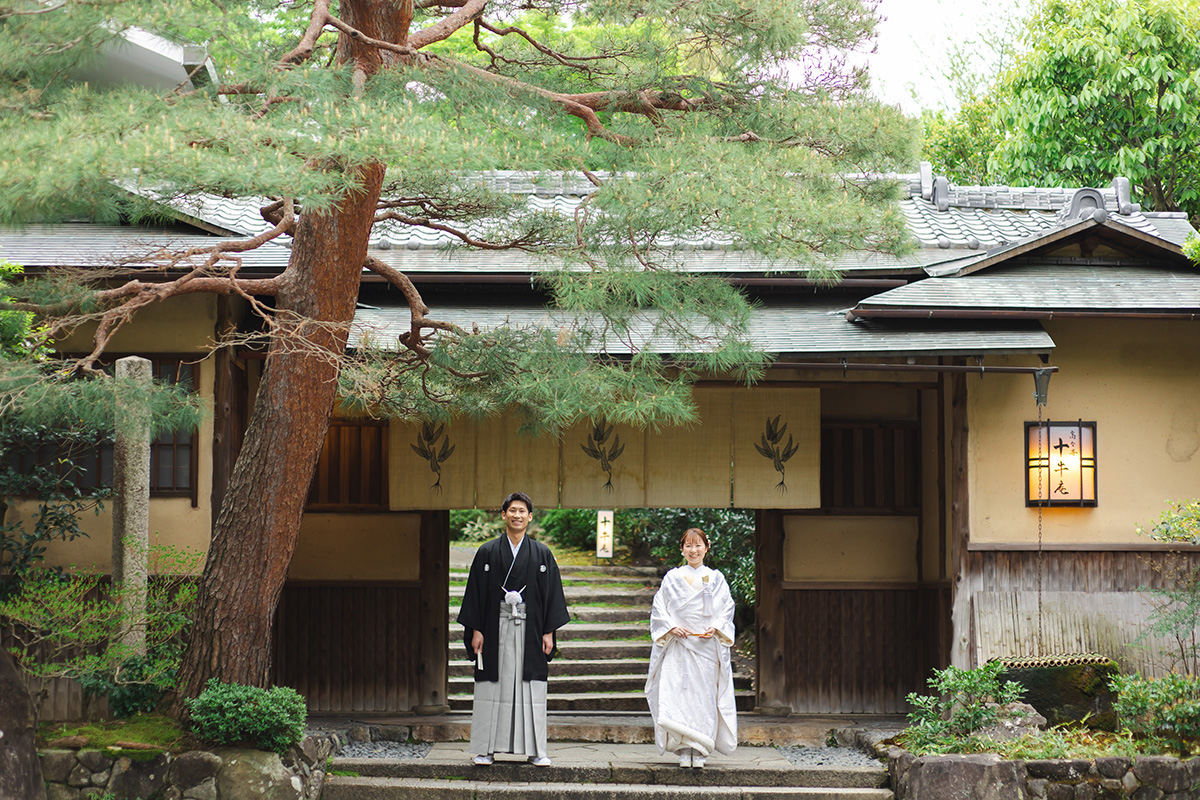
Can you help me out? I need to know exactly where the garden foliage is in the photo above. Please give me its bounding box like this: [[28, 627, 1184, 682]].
[[1111, 672, 1200, 753], [1135, 500, 1200, 675], [902, 661, 1026, 755], [185, 679, 307, 754], [0, 544, 200, 716]]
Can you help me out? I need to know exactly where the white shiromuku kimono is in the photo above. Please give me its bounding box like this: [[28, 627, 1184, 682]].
[[645, 564, 738, 758]]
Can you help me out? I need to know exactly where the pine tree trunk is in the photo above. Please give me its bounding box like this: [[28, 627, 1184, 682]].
[[173, 162, 385, 706], [0, 646, 46, 800]]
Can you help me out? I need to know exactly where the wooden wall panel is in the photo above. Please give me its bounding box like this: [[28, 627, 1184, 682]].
[[273, 583, 421, 713], [780, 586, 949, 714], [964, 549, 1200, 673], [964, 550, 1200, 594]]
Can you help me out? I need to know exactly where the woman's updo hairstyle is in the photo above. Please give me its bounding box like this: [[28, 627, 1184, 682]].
[[679, 527, 711, 549]]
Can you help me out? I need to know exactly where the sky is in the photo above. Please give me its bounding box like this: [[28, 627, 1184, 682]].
[[864, 0, 1028, 114]]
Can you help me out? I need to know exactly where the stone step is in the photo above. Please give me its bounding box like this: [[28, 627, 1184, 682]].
[[569, 607, 652, 624], [446, 640, 653, 662], [332, 759, 889, 789], [449, 586, 657, 605], [319, 713, 894, 748], [448, 658, 651, 678], [558, 640, 653, 659], [451, 572, 661, 587], [449, 674, 752, 695], [323, 777, 892, 800], [448, 692, 757, 713], [450, 607, 651, 623], [450, 564, 660, 578], [557, 623, 649, 641]]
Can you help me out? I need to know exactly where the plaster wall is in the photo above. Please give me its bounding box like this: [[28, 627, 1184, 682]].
[[783, 515, 919, 582], [55, 293, 218, 354], [969, 319, 1200, 544], [288, 513, 421, 581], [17, 355, 216, 574]]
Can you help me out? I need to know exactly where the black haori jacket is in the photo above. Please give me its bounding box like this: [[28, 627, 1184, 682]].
[[457, 535, 570, 682]]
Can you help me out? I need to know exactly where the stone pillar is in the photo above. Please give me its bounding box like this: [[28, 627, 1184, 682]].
[[111, 356, 152, 657]]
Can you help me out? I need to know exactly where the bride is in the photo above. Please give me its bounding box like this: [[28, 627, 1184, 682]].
[[645, 527, 738, 768]]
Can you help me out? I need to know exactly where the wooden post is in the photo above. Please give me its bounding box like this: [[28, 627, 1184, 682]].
[[210, 295, 246, 529], [416, 509, 450, 713], [755, 508, 791, 715], [949, 367, 971, 668], [112, 355, 152, 657]]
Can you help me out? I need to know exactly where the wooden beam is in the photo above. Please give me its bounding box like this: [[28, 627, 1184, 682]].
[[949, 366, 971, 667], [755, 509, 791, 714], [416, 509, 450, 713]]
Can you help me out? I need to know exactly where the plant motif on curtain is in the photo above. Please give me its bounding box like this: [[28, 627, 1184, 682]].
[[412, 421, 454, 493], [581, 418, 625, 493], [755, 415, 799, 493]]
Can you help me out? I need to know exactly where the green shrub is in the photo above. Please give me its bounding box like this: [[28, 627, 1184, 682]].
[[902, 661, 1026, 755], [185, 679, 307, 754], [538, 508, 597, 551], [77, 654, 168, 718], [450, 509, 505, 543], [1111, 672, 1200, 752]]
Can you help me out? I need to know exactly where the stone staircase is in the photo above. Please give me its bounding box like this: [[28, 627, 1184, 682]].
[[447, 563, 755, 714], [324, 743, 893, 800]]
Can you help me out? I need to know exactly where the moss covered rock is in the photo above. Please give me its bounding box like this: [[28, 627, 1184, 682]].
[[1000, 657, 1118, 730]]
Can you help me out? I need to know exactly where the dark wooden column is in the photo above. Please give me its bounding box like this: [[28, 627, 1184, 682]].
[[210, 295, 247, 529], [416, 509, 450, 713], [949, 366, 971, 667], [755, 508, 791, 715]]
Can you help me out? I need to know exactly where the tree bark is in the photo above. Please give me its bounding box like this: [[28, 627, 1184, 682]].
[[171, 0, 400, 710], [0, 646, 46, 800], [173, 162, 385, 706]]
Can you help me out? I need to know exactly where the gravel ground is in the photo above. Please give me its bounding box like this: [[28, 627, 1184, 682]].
[[776, 746, 882, 768], [339, 741, 434, 759]]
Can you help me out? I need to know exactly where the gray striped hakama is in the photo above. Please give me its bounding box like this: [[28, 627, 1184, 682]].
[[469, 603, 549, 759]]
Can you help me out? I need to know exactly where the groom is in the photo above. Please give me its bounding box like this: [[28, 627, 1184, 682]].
[[457, 491, 569, 766]]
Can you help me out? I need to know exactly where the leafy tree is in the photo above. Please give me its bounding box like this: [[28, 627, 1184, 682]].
[[0, 0, 918, 714], [991, 0, 1200, 215], [0, 260, 201, 797], [620, 507, 756, 627], [920, 96, 1007, 186], [1135, 500, 1200, 675]]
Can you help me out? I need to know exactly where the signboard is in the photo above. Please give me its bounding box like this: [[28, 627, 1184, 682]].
[[596, 510, 614, 559]]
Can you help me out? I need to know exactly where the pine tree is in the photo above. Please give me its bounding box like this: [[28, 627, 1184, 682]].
[[0, 0, 918, 713]]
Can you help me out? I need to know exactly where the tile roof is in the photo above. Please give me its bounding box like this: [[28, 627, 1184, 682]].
[[350, 301, 1054, 357], [859, 264, 1200, 312], [0, 225, 293, 271], [900, 197, 1162, 251], [147, 170, 1192, 276]]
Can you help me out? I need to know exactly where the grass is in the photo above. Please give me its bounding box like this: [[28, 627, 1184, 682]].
[[39, 713, 196, 755]]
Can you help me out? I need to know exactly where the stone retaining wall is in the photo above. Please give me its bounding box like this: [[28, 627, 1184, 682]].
[[883, 747, 1200, 800], [38, 733, 337, 800]]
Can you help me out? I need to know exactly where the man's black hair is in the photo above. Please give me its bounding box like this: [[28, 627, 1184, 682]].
[[501, 491, 534, 514]]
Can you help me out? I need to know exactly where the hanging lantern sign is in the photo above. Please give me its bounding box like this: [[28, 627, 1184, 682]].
[[596, 510, 614, 559], [1025, 420, 1097, 507]]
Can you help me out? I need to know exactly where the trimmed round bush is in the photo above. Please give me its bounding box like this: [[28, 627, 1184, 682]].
[[185, 678, 307, 754]]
